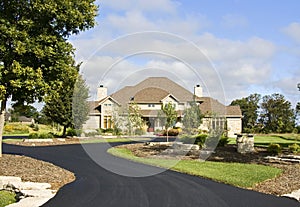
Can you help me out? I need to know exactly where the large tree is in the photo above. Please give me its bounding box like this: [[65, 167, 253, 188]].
[[42, 65, 78, 137], [0, 0, 97, 156], [259, 93, 295, 133], [230, 93, 261, 133]]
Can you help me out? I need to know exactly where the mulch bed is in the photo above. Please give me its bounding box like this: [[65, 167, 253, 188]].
[[0, 154, 75, 190], [118, 143, 300, 196]]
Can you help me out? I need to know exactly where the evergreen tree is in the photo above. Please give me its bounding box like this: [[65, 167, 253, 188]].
[[72, 75, 90, 132], [182, 101, 203, 134]]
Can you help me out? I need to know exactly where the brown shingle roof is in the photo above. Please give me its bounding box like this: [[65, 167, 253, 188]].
[[111, 77, 196, 105], [133, 87, 170, 103], [199, 97, 242, 117], [87, 101, 100, 114]]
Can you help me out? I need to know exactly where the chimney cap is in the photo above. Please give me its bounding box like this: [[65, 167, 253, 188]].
[[99, 84, 104, 88], [196, 84, 201, 87]]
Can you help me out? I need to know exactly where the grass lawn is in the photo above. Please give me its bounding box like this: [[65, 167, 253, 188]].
[[0, 190, 16, 207], [108, 147, 282, 188], [228, 133, 300, 147]]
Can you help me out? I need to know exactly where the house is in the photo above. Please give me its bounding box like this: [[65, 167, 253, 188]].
[[83, 77, 242, 137]]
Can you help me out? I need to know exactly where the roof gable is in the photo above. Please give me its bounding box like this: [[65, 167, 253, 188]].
[[111, 77, 195, 105]]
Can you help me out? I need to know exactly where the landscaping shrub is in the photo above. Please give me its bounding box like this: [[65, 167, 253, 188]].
[[180, 134, 208, 147], [163, 129, 179, 136], [218, 136, 229, 147], [66, 128, 78, 137], [28, 132, 54, 139], [289, 143, 300, 154], [28, 133, 39, 139], [0, 190, 16, 207], [194, 134, 208, 147], [3, 124, 29, 134], [38, 132, 54, 139], [267, 143, 282, 155]]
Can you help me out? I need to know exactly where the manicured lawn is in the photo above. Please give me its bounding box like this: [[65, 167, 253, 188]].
[[108, 147, 282, 188], [0, 190, 16, 207], [228, 134, 300, 147]]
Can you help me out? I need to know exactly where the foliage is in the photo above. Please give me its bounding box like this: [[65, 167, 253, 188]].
[[259, 94, 295, 133], [0, 190, 16, 207], [42, 65, 79, 137], [3, 123, 29, 134], [267, 143, 282, 155], [72, 75, 90, 130], [162, 128, 179, 136], [182, 101, 203, 134], [218, 136, 229, 147], [288, 143, 300, 154], [0, 0, 98, 155], [127, 102, 145, 135], [159, 102, 178, 141], [108, 147, 282, 188], [8, 103, 39, 121], [28, 132, 54, 139], [66, 128, 79, 137], [230, 93, 261, 133], [180, 134, 208, 147]]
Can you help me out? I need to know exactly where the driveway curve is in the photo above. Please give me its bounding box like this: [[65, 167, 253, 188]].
[[3, 143, 299, 207]]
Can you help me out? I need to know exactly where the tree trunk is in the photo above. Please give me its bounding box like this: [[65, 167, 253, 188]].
[[0, 99, 7, 157], [62, 125, 67, 137]]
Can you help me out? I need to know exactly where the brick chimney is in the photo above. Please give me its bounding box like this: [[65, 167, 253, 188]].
[[194, 84, 203, 97], [97, 85, 107, 101]]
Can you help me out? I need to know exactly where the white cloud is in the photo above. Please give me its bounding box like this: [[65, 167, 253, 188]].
[[282, 22, 300, 44]]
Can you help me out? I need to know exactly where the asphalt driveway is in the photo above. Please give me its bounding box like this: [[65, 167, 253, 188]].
[[3, 143, 299, 207]]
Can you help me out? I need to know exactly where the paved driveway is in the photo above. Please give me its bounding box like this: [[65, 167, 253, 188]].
[[3, 143, 299, 207]]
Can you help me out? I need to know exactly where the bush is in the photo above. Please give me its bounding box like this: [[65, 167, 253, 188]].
[[38, 132, 54, 139], [218, 136, 229, 147], [267, 143, 282, 155], [163, 129, 179, 136], [28, 133, 39, 139], [194, 134, 208, 147], [66, 128, 78, 137], [289, 143, 300, 154], [3, 124, 29, 134], [0, 190, 17, 207], [28, 132, 54, 139]]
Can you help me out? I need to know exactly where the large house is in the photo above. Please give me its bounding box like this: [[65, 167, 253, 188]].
[[83, 77, 242, 137]]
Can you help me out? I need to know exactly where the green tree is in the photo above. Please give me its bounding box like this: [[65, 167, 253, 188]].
[[0, 0, 97, 155], [72, 75, 90, 132], [161, 102, 178, 142], [8, 103, 39, 121], [182, 101, 203, 134], [42, 65, 78, 137], [230, 93, 261, 133], [259, 93, 295, 133], [128, 102, 145, 135]]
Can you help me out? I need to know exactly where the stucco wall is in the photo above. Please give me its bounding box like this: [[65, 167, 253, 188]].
[[82, 115, 100, 130]]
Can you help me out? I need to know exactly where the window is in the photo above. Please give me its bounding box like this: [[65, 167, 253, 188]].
[[148, 104, 155, 107], [104, 116, 113, 129]]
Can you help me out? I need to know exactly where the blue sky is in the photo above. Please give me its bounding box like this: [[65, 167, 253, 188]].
[[69, 0, 300, 107]]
